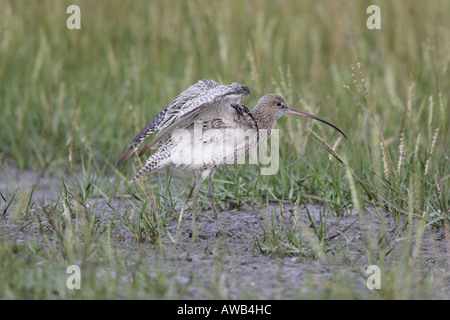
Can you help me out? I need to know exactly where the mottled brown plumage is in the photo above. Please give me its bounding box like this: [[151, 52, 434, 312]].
[[116, 80, 347, 231]]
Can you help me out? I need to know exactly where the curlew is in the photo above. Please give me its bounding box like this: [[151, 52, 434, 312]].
[[115, 80, 347, 231]]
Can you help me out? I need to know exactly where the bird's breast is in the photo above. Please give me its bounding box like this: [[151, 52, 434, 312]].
[[167, 121, 272, 170]]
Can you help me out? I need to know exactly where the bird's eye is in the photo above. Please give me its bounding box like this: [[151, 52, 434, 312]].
[[277, 102, 282, 106]]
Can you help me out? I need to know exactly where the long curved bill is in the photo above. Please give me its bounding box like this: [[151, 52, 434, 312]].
[[286, 107, 348, 139]]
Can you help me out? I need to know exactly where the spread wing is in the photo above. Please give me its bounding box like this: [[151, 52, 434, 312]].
[[115, 80, 250, 168]]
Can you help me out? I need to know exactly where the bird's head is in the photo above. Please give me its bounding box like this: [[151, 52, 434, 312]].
[[256, 94, 347, 139]]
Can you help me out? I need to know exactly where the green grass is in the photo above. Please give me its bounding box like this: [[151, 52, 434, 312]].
[[0, 0, 449, 299]]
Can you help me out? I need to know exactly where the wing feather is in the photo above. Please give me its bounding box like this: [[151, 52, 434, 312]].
[[115, 80, 250, 168], [137, 83, 250, 157]]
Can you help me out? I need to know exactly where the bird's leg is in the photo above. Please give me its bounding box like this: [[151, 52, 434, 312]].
[[191, 170, 210, 232], [207, 169, 221, 231]]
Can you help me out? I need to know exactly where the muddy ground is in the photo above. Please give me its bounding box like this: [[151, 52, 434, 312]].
[[1, 166, 449, 299]]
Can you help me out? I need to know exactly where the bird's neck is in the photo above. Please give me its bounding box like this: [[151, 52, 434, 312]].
[[251, 104, 278, 131]]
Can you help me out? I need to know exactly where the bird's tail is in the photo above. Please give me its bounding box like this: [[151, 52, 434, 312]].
[[130, 148, 172, 183]]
